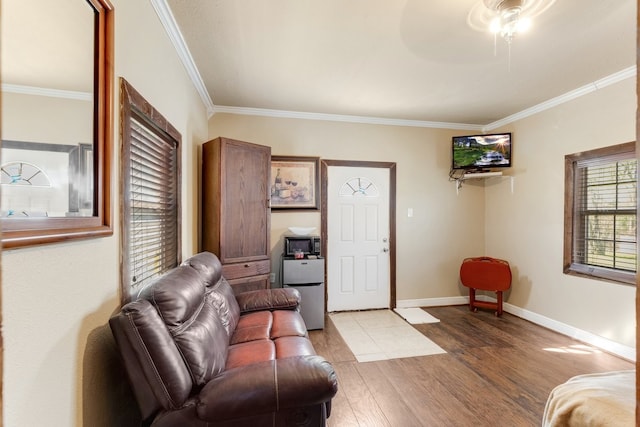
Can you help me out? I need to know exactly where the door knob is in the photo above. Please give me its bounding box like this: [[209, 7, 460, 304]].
[[382, 248, 389, 253]]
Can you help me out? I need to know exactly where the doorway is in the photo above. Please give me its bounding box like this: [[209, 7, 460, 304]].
[[321, 160, 396, 312]]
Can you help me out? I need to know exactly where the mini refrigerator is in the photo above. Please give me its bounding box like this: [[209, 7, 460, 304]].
[[282, 257, 325, 330]]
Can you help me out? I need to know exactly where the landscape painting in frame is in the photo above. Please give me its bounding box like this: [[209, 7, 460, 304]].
[[271, 156, 320, 210]]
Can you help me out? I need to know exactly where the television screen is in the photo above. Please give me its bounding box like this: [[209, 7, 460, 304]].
[[452, 132, 512, 170]]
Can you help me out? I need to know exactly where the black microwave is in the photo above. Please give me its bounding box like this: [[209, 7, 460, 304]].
[[284, 235, 321, 257]]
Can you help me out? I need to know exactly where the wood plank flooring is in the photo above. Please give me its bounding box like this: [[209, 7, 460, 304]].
[[308, 305, 634, 427]]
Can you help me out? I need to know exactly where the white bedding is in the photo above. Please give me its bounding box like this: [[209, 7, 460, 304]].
[[542, 370, 635, 427]]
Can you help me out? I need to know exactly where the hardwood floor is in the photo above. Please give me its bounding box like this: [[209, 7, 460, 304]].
[[309, 305, 634, 426]]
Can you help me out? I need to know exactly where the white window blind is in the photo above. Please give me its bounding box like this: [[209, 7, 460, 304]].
[[573, 158, 636, 271], [568, 148, 637, 283], [120, 79, 181, 303], [127, 115, 179, 293]]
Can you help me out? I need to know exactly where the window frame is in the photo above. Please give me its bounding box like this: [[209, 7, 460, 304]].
[[563, 141, 636, 285], [119, 78, 181, 303]]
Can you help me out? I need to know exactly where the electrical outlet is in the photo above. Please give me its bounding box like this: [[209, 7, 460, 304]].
[[269, 273, 276, 283]]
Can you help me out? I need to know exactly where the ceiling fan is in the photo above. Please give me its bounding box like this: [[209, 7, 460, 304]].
[[478, 0, 556, 44]]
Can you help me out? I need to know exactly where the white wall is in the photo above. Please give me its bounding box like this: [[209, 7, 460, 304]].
[[485, 78, 637, 349], [1, 0, 209, 425], [208, 115, 487, 299]]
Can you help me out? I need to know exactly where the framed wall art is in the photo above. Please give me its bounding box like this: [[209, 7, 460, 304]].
[[271, 156, 320, 210]]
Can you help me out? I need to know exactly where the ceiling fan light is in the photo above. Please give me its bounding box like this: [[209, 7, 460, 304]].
[[489, 17, 502, 33], [516, 17, 532, 32], [469, 0, 556, 54], [500, 6, 521, 27]]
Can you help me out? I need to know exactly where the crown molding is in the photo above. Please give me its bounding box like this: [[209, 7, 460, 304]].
[[1, 83, 91, 101], [484, 65, 637, 131], [151, 0, 215, 117], [213, 105, 483, 131]]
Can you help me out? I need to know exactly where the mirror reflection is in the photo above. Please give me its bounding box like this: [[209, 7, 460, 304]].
[[1, 0, 95, 218]]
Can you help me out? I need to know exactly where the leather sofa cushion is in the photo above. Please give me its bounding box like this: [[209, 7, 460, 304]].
[[226, 310, 315, 370], [173, 299, 229, 387], [230, 311, 272, 344], [140, 266, 205, 328], [271, 310, 308, 339], [226, 340, 276, 370], [208, 278, 240, 337], [226, 310, 313, 370], [111, 298, 193, 417], [181, 251, 223, 287], [274, 336, 317, 358], [230, 310, 308, 345], [139, 265, 229, 387]]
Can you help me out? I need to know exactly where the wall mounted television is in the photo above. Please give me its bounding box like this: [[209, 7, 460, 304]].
[[452, 132, 512, 171]]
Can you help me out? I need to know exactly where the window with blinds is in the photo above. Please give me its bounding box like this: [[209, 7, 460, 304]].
[[120, 79, 181, 302], [564, 142, 636, 285]]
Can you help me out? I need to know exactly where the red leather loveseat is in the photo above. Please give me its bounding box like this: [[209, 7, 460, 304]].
[[109, 252, 338, 426]]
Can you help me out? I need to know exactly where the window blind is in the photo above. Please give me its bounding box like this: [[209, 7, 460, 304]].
[[127, 114, 179, 293], [572, 157, 637, 272]]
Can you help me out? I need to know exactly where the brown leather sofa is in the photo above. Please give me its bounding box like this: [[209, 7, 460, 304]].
[[109, 252, 338, 426]]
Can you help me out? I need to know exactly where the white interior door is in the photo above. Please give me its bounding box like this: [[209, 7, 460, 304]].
[[327, 166, 390, 311]]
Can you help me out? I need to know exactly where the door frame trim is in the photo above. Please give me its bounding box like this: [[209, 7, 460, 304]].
[[321, 160, 397, 309]]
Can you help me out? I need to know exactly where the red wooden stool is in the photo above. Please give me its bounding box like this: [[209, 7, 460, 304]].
[[459, 257, 512, 316]]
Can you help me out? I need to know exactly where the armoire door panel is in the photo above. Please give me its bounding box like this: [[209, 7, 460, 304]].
[[202, 137, 271, 291]]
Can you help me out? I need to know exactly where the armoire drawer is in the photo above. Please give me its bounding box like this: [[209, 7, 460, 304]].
[[222, 259, 270, 280], [226, 274, 270, 295]]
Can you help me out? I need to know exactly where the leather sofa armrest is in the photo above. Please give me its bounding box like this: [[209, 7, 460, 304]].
[[235, 287, 301, 313], [196, 355, 338, 422]]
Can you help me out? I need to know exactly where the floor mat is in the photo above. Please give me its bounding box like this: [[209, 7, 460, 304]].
[[329, 310, 446, 362], [393, 307, 441, 324]]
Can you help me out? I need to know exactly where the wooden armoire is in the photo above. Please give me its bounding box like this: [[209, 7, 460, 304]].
[[201, 137, 271, 293]]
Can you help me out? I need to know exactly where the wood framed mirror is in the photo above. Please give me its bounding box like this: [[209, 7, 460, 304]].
[[1, 0, 114, 249]]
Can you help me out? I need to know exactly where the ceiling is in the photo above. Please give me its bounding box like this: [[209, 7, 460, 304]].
[[164, 0, 636, 129], [2, 1, 635, 129]]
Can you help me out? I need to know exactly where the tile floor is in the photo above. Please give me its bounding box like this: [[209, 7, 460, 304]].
[[328, 309, 447, 362]]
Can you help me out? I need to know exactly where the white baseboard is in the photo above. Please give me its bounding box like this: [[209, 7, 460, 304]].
[[397, 297, 635, 362], [397, 296, 468, 308]]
